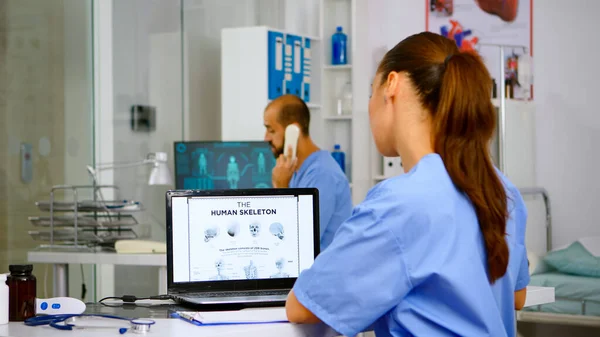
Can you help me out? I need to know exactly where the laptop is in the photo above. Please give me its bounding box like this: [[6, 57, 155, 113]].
[[166, 188, 320, 306]]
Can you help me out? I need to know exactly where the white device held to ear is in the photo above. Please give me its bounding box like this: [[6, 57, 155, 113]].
[[284, 124, 300, 160], [36, 297, 86, 315]]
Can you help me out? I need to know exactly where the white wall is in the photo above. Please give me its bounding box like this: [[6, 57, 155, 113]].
[[533, 0, 600, 248], [183, 0, 285, 141]]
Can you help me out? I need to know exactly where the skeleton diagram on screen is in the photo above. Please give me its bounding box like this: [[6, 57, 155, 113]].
[[270, 258, 290, 278], [244, 260, 258, 279], [227, 156, 240, 189], [209, 259, 230, 280]]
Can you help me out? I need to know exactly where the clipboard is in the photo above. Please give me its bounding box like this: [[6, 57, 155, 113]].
[[173, 307, 289, 326]]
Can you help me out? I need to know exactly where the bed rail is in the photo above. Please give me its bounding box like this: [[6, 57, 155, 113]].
[[519, 187, 552, 251]]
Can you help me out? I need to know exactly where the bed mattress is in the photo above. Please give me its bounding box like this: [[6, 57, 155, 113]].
[[524, 272, 600, 316]]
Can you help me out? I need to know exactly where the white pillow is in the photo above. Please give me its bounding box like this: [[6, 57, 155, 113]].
[[527, 250, 541, 275]]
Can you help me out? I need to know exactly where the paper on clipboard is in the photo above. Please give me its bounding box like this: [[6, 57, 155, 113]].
[[177, 307, 288, 325]]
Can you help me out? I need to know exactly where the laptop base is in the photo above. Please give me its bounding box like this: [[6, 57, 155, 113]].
[[173, 293, 287, 306]]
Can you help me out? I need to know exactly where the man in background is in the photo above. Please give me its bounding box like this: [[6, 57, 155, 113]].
[[263, 94, 353, 251]]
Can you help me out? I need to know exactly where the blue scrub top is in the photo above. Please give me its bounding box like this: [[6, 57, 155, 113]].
[[293, 153, 529, 337], [289, 150, 353, 251]]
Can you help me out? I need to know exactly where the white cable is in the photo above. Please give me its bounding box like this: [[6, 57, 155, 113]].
[[44, 264, 48, 298]]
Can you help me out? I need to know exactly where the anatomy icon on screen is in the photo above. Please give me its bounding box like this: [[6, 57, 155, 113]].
[[249, 223, 261, 237], [227, 156, 240, 188], [198, 153, 208, 175], [244, 260, 258, 279], [257, 152, 266, 174], [210, 259, 230, 280], [227, 222, 239, 237], [270, 258, 290, 278], [269, 222, 284, 240], [204, 226, 219, 242]]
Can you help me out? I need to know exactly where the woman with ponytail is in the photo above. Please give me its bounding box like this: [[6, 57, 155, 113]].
[[285, 32, 529, 337]]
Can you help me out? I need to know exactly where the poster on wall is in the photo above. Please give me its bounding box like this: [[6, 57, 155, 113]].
[[426, 0, 533, 99]]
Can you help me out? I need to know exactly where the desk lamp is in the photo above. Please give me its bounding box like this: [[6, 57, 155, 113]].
[[86, 152, 173, 186], [86, 152, 171, 254]]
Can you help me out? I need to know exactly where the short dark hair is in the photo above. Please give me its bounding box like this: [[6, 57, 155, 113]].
[[272, 95, 310, 135]]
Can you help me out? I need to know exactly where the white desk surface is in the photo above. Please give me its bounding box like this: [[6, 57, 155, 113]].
[[27, 251, 166, 266], [0, 287, 555, 337], [0, 318, 338, 337]]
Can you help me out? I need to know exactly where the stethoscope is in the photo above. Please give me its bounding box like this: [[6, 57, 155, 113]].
[[25, 314, 156, 334]]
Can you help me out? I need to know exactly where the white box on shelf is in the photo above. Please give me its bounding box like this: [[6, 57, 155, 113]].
[[383, 156, 403, 178], [221, 26, 321, 141]]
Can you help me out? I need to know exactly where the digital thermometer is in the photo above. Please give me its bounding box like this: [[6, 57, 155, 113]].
[[284, 124, 300, 160], [36, 297, 86, 315]]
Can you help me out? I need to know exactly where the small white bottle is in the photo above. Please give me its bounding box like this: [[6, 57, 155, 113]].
[[0, 273, 8, 325], [336, 81, 353, 116]]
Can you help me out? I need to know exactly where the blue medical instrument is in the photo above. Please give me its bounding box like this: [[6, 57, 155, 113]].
[[25, 314, 155, 334]]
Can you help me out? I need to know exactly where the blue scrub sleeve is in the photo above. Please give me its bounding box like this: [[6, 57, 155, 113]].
[[514, 192, 530, 291], [292, 204, 412, 337], [300, 169, 336, 238]]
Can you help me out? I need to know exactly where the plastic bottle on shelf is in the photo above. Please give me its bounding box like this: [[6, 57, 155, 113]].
[[341, 82, 352, 115], [0, 273, 8, 325], [331, 26, 347, 65], [331, 144, 346, 173]]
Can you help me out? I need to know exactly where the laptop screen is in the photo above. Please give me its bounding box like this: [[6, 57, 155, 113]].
[[169, 191, 317, 284]]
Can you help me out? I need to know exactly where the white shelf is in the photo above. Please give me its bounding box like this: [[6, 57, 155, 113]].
[[323, 115, 352, 120], [267, 100, 321, 109], [324, 64, 352, 70], [373, 175, 388, 181], [267, 27, 321, 41], [491, 98, 533, 108]]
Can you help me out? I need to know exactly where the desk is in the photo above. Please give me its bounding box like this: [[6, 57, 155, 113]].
[[27, 251, 166, 298], [0, 287, 555, 337], [0, 318, 339, 337], [0, 302, 340, 337]]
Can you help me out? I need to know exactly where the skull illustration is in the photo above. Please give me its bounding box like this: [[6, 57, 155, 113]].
[[249, 223, 261, 237], [269, 222, 284, 240], [275, 258, 285, 270], [204, 227, 219, 242]]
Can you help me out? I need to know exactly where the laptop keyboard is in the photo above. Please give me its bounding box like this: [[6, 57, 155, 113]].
[[177, 290, 288, 298]]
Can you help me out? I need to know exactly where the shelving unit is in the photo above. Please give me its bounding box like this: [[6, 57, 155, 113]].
[[323, 115, 352, 121], [315, 0, 355, 186], [220, 1, 371, 204], [323, 64, 352, 70], [221, 26, 321, 141], [29, 185, 142, 251]]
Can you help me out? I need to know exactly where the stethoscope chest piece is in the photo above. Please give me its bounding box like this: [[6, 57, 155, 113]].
[[129, 319, 155, 334]]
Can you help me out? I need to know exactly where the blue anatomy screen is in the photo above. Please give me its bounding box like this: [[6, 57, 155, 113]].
[[174, 141, 276, 190]]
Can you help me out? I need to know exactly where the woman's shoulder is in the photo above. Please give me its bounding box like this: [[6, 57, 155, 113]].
[[363, 172, 457, 221]]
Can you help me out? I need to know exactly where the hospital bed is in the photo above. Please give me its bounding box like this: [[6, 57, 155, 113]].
[[516, 188, 600, 328]]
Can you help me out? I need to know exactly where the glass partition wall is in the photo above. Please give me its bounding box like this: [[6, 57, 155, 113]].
[[1, 0, 289, 301], [0, 0, 94, 298]]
